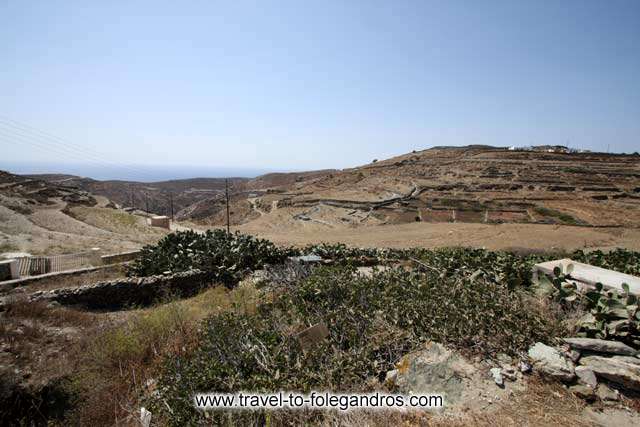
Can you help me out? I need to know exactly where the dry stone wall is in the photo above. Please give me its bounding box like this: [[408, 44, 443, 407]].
[[29, 269, 211, 310]]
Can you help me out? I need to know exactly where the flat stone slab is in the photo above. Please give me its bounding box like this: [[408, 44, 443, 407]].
[[533, 258, 640, 294], [563, 338, 638, 356], [580, 356, 640, 391]]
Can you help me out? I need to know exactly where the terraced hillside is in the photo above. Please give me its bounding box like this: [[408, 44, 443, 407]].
[[214, 146, 639, 229]]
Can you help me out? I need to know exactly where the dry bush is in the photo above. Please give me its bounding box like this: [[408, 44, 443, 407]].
[[4, 296, 93, 327], [66, 285, 247, 425], [4, 297, 50, 319]]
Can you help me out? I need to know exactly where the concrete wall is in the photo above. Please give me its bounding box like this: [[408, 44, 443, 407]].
[[29, 269, 211, 309]]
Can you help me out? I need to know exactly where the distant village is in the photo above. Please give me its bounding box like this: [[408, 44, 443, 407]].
[[508, 145, 590, 153]]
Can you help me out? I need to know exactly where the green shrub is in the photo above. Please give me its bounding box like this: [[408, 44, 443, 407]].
[[128, 230, 295, 284], [540, 267, 640, 347], [533, 206, 580, 225], [154, 265, 562, 425]]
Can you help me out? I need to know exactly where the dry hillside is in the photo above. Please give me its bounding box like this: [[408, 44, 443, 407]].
[[225, 146, 640, 250], [0, 171, 169, 255]]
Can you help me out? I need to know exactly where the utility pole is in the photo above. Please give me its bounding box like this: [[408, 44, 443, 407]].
[[130, 186, 134, 209], [144, 192, 149, 214], [225, 179, 230, 235], [169, 192, 174, 221]]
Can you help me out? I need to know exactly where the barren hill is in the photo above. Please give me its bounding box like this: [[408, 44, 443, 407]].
[[0, 171, 169, 255], [26, 174, 251, 218], [192, 146, 639, 251], [193, 146, 640, 228]]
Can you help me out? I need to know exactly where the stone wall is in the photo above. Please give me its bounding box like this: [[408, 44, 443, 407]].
[[0, 264, 120, 293], [100, 250, 141, 265], [29, 269, 211, 310]]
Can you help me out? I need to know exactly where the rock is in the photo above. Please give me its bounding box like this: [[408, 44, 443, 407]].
[[575, 366, 598, 388], [490, 368, 504, 387], [394, 341, 477, 406], [570, 384, 595, 401], [579, 356, 640, 390], [519, 360, 532, 373], [611, 356, 640, 366], [501, 366, 518, 381], [565, 349, 581, 363], [496, 353, 512, 367], [596, 383, 620, 401], [527, 342, 575, 382], [384, 369, 398, 386], [140, 407, 152, 427], [563, 338, 637, 356]]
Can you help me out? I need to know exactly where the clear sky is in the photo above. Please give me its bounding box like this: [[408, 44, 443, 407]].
[[1, 1, 639, 179]]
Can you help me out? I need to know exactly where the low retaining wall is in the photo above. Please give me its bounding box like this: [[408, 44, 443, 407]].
[[29, 269, 211, 309], [101, 250, 141, 265], [0, 263, 123, 293]]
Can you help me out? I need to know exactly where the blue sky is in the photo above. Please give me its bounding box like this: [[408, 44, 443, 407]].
[[1, 1, 639, 179]]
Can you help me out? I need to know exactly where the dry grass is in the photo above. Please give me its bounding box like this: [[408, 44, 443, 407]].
[[4, 296, 94, 327], [66, 284, 259, 425]]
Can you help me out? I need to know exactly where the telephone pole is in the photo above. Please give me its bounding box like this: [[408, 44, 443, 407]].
[[130, 186, 135, 209], [225, 179, 230, 235], [169, 192, 174, 221], [144, 192, 149, 214]]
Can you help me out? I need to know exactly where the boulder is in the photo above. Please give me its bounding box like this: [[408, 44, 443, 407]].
[[575, 366, 598, 388], [563, 338, 637, 356], [579, 356, 640, 390], [527, 342, 575, 382], [394, 341, 476, 406]]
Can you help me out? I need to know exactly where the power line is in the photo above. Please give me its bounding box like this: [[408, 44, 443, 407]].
[[0, 127, 158, 182], [0, 118, 161, 182]]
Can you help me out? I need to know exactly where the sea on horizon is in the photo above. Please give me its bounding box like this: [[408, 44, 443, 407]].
[[0, 160, 276, 182]]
